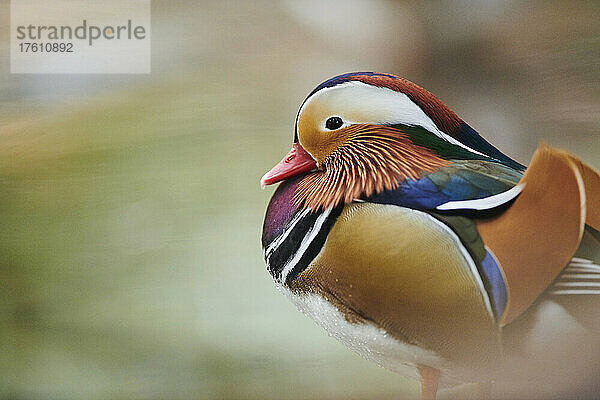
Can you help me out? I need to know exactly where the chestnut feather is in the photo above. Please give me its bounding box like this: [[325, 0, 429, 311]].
[[294, 124, 448, 210]]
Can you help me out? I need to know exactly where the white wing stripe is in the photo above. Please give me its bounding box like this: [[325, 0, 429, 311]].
[[550, 259, 600, 296], [571, 257, 595, 264], [565, 265, 600, 273], [564, 266, 600, 272], [559, 274, 600, 280], [553, 282, 600, 288], [549, 290, 600, 295], [436, 184, 524, 211]]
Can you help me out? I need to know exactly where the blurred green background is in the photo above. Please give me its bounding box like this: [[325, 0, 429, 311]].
[[0, 1, 599, 399]]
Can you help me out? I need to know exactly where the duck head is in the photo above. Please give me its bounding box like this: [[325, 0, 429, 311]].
[[261, 72, 523, 210]]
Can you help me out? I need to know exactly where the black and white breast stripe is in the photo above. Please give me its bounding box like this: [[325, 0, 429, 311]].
[[263, 206, 342, 285]]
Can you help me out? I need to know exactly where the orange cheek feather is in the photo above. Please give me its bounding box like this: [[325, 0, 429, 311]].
[[299, 126, 353, 165], [294, 124, 448, 211]]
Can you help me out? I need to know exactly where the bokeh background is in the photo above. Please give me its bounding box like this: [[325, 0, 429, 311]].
[[1, 1, 599, 399]]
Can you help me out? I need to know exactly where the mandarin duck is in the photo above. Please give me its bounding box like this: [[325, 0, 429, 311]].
[[260, 72, 600, 400]]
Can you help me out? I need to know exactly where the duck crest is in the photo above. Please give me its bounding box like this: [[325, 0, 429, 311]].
[[347, 73, 463, 138], [295, 72, 462, 143], [296, 72, 525, 171]]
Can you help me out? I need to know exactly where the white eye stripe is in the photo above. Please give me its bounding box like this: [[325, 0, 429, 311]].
[[298, 80, 486, 157]]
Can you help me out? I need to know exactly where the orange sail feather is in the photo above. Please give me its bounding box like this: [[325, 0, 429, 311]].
[[476, 145, 590, 326]]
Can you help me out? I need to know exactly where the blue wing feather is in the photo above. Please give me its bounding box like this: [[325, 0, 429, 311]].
[[366, 160, 523, 211]]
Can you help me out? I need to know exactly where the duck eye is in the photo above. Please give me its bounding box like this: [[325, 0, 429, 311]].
[[325, 116, 343, 130]]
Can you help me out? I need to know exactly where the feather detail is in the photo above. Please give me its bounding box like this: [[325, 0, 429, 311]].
[[293, 124, 448, 210], [476, 145, 586, 325], [346, 74, 462, 138], [567, 157, 600, 231], [436, 184, 524, 211], [549, 258, 600, 295]]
